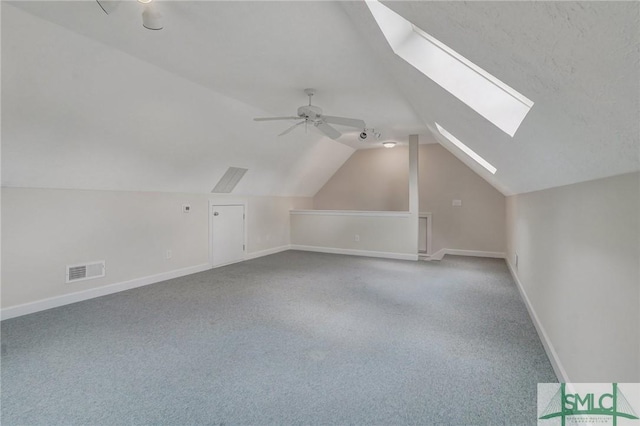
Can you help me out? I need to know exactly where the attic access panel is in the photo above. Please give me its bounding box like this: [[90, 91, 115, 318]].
[[211, 167, 248, 193]]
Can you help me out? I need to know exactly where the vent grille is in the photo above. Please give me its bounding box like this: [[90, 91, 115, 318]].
[[66, 261, 105, 283], [211, 167, 248, 193]]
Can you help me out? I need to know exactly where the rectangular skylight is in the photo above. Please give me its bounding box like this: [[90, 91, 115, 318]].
[[435, 123, 497, 174], [366, 0, 533, 137]]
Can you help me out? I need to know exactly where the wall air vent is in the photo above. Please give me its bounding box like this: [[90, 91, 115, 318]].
[[211, 167, 248, 193], [66, 261, 106, 283]]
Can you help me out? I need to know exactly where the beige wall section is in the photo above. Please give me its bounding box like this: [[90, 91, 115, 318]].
[[506, 172, 640, 382], [1, 187, 310, 309], [420, 144, 505, 254], [313, 147, 409, 211], [313, 144, 505, 254]]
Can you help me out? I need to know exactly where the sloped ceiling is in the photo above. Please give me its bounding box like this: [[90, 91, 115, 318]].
[[2, 1, 639, 196], [341, 1, 639, 195]]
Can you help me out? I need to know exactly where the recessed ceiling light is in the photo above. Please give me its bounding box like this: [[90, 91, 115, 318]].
[[435, 123, 497, 174], [382, 142, 397, 148], [366, 0, 533, 137]]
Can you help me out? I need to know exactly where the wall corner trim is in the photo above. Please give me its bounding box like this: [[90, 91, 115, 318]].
[[290, 245, 419, 261], [1, 263, 212, 320], [427, 248, 448, 260], [506, 260, 570, 383], [244, 245, 291, 261]]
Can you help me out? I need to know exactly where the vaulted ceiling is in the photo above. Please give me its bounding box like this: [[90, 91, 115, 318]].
[[2, 1, 638, 196]]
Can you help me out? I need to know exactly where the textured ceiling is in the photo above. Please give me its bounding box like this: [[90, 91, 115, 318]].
[[2, 1, 639, 196]]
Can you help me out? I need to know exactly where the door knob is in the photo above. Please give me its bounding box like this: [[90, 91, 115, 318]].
[[214, 212, 219, 216]]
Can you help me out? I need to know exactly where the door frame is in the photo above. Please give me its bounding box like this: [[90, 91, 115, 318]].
[[208, 201, 247, 268]]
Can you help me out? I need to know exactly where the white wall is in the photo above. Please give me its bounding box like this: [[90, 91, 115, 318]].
[[1, 187, 311, 313], [506, 172, 640, 382], [246, 195, 312, 253], [290, 211, 417, 260]]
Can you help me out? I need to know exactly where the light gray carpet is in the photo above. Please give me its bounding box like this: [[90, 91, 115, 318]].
[[1, 251, 556, 425]]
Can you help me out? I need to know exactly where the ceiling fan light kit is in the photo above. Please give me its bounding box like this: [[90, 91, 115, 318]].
[[254, 89, 367, 141], [95, 0, 162, 31], [142, 5, 163, 30]]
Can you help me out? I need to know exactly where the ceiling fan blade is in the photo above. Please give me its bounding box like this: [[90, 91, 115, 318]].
[[321, 115, 366, 129], [316, 122, 342, 140], [95, 0, 120, 15], [254, 116, 300, 122], [278, 121, 305, 136]]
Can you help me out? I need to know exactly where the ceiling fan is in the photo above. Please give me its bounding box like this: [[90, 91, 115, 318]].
[[254, 89, 366, 140], [96, 0, 163, 30]]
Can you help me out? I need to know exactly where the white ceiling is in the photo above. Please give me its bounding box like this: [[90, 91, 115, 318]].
[[2, 1, 639, 196]]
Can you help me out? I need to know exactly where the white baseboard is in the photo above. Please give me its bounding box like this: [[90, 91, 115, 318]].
[[212, 245, 291, 268], [244, 245, 290, 261], [1, 245, 295, 321], [446, 249, 505, 258], [426, 248, 506, 261], [506, 260, 570, 383], [290, 245, 419, 261], [1, 263, 211, 321]]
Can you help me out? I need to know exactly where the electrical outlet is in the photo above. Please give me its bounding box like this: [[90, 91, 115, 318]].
[[166, 250, 172, 259], [354, 234, 360, 242], [452, 199, 462, 206]]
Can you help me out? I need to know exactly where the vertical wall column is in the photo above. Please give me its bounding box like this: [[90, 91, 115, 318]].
[[409, 135, 420, 256]]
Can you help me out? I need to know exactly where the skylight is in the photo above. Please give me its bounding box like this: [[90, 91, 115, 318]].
[[435, 123, 497, 174], [366, 0, 533, 137]]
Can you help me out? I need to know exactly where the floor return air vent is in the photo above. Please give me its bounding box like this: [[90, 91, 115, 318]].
[[66, 261, 106, 283]]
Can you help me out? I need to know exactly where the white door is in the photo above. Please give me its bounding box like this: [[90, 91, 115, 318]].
[[210, 204, 245, 267]]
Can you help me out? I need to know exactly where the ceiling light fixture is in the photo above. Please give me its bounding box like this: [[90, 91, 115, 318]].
[[137, 0, 153, 3], [382, 142, 397, 148]]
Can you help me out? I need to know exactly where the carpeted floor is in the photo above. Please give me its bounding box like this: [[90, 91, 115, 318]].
[[1, 251, 556, 425]]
